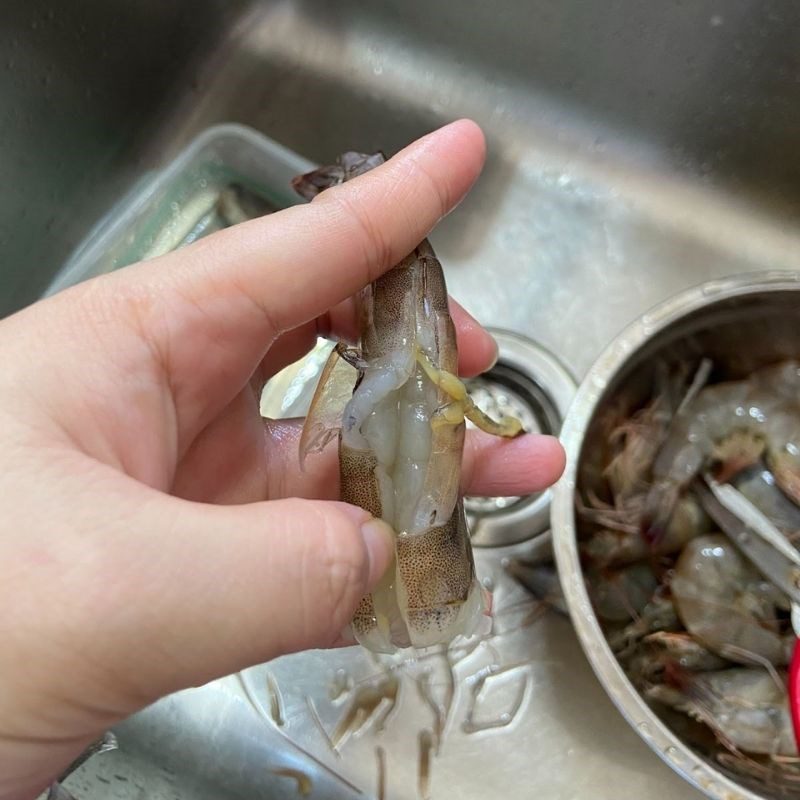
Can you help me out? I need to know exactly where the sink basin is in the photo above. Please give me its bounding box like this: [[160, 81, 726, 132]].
[[8, 1, 800, 798]]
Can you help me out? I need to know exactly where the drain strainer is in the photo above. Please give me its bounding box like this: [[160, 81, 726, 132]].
[[465, 329, 576, 547]]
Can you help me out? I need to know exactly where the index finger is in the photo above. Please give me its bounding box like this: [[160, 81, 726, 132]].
[[111, 120, 487, 437], [257, 296, 498, 387]]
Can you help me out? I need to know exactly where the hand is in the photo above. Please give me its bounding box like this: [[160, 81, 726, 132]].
[[0, 120, 565, 799]]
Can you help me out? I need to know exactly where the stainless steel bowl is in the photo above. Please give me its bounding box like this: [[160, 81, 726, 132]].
[[552, 271, 800, 800]]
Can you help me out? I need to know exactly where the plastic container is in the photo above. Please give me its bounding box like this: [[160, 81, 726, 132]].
[[45, 124, 315, 294]]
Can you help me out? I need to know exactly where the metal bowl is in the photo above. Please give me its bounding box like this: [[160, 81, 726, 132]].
[[552, 271, 800, 800]]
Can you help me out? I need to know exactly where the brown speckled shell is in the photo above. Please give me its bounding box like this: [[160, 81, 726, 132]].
[[396, 503, 475, 635], [340, 443, 383, 639], [339, 443, 383, 518]]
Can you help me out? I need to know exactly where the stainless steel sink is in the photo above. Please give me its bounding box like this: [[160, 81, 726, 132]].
[[9, 1, 800, 798]]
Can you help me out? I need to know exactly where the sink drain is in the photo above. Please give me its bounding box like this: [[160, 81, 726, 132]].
[[465, 330, 576, 547]]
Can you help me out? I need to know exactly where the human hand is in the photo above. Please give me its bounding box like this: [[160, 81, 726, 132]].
[[0, 120, 565, 799]]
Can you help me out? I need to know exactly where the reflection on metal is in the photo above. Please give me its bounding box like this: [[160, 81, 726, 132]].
[[236, 670, 365, 795], [329, 668, 354, 702], [417, 730, 434, 800], [331, 673, 400, 750], [462, 663, 530, 735], [505, 558, 569, 616], [265, 671, 285, 727], [415, 652, 455, 754], [234, 583, 549, 798], [375, 746, 387, 800], [305, 696, 338, 758], [269, 767, 313, 796]]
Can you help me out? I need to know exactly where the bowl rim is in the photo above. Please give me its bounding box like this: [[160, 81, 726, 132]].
[[552, 270, 800, 800]]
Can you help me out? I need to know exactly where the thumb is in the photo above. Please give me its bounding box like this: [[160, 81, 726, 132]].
[[6, 486, 393, 743], [116, 496, 394, 696]]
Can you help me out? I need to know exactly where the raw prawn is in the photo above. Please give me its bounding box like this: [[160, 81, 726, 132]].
[[602, 360, 707, 501], [624, 631, 728, 687], [587, 562, 658, 623], [294, 152, 522, 653], [670, 534, 788, 666], [643, 631, 730, 671], [581, 495, 708, 568], [646, 668, 797, 757], [606, 588, 680, 655], [645, 361, 800, 535]]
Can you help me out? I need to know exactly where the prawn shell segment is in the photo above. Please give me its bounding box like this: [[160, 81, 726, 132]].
[[299, 347, 358, 468], [395, 502, 484, 649], [339, 443, 410, 653]]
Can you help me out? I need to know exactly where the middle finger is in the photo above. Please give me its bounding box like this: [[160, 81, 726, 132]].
[[264, 418, 565, 502]]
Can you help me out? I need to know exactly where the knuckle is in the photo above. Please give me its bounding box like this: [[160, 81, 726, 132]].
[[326, 188, 394, 277], [406, 157, 451, 221]]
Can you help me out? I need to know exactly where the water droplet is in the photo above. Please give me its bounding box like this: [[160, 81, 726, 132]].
[[372, 64, 383, 75], [590, 374, 607, 390], [710, 14, 723, 26], [664, 745, 683, 766], [637, 721, 651, 737]]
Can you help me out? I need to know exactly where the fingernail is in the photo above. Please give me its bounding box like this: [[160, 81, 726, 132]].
[[360, 518, 394, 585], [487, 334, 499, 370]]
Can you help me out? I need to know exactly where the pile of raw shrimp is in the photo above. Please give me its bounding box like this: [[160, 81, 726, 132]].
[[579, 358, 800, 796]]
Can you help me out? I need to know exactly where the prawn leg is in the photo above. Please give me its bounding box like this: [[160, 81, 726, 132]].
[[334, 342, 368, 371], [415, 348, 523, 438]]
